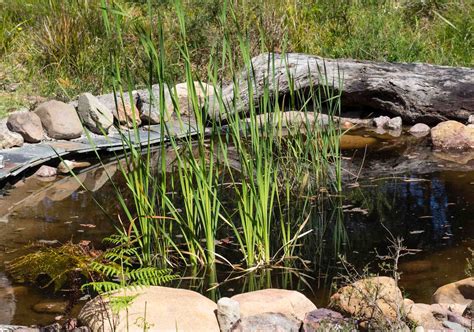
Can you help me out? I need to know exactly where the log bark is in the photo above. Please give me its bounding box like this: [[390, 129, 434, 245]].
[[209, 53, 474, 125]]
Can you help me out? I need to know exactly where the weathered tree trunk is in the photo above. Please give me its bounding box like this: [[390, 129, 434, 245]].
[[209, 53, 474, 124]]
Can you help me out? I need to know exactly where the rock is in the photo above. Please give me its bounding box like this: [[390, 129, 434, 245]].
[[77, 93, 114, 135], [431, 121, 474, 151], [34, 100, 83, 139], [57, 160, 91, 174], [373, 116, 391, 128], [231, 312, 301, 332], [96, 92, 141, 128], [468, 115, 474, 124], [447, 312, 471, 328], [78, 286, 219, 332], [34, 165, 57, 177], [442, 320, 468, 331], [0, 326, 39, 332], [217, 297, 240, 332], [6, 111, 44, 143], [330, 277, 403, 324], [414, 326, 425, 332], [173, 82, 214, 116], [302, 308, 352, 332], [387, 116, 402, 130], [231, 288, 316, 321], [404, 303, 445, 330], [340, 135, 377, 150], [409, 123, 431, 137], [137, 84, 173, 124], [432, 277, 474, 306], [0, 121, 24, 149], [32, 300, 68, 314]]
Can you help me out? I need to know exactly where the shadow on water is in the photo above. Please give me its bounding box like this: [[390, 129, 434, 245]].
[[0, 131, 473, 325]]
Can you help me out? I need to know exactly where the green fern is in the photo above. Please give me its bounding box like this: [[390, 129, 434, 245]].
[[82, 234, 176, 298]]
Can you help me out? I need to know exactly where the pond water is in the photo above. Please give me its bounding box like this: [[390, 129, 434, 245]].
[[0, 129, 472, 326]]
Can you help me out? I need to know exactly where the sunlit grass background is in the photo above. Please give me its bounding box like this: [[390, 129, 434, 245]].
[[0, 0, 473, 117]]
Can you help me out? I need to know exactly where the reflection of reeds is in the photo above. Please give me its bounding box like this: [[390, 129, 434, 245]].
[[93, 0, 344, 272]]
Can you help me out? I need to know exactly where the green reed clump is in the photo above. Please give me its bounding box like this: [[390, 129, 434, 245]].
[[78, 0, 344, 273]]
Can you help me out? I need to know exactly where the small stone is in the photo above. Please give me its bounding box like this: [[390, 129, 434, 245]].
[[7, 111, 44, 143], [468, 115, 474, 124], [414, 326, 425, 332], [0, 119, 24, 149], [217, 297, 240, 332], [387, 116, 402, 130], [409, 123, 430, 137], [77, 93, 114, 135], [32, 300, 68, 314], [34, 100, 83, 139], [57, 160, 91, 174], [373, 116, 391, 128], [34, 165, 57, 177]]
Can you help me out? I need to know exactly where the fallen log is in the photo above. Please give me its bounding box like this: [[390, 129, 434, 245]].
[[209, 53, 474, 125]]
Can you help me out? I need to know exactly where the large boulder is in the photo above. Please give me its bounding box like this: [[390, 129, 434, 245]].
[[34, 100, 83, 139], [173, 82, 214, 116], [137, 84, 173, 124], [232, 312, 301, 332], [231, 288, 316, 321], [6, 111, 44, 143], [77, 93, 114, 134], [432, 277, 474, 306], [330, 277, 404, 324], [78, 286, 219, 332], [303, 308, 352, 332], [431, 121, 474, 151], [0, 120, 23, 149]]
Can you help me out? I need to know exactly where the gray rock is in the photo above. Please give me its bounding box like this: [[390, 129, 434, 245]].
[[77, 93, 113, 135], [96, 92, 141, 127], [217, 297, 240, 332], [137, 84, 173, 124], [442, 320, 468, 331], [409, 123, 430, 137], [387, 116, 402, 130], [468, 115, 474, 124], [373, 116, 391, 128], [34, 100, 83, 139], [0, 120, 24, 149], [231, 312, 301, 332], [303, 308, 352, 332], [0, 326, 39, 332], [7, 111, 43, 143]]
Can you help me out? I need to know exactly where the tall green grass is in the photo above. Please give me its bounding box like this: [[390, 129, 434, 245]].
[[82, 0, 345, 274]]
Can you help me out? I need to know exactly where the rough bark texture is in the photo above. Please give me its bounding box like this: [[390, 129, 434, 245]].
[[209, 53, 474, 124]]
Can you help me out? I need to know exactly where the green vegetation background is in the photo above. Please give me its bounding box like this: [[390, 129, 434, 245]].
[[1, 0, 473, 117]]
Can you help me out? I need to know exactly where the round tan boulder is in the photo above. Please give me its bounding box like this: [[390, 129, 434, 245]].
[[7, 111, 44, 143], [231, 288, 316, 321], [330, 276, 403, 323], [78, 286, 219, 332], [34, 100, 83, 139], [432, 277, 474, 306], [431, 120, 474, 151]]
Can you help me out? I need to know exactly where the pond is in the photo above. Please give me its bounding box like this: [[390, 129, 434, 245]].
[[0, 129, 472, 326]]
